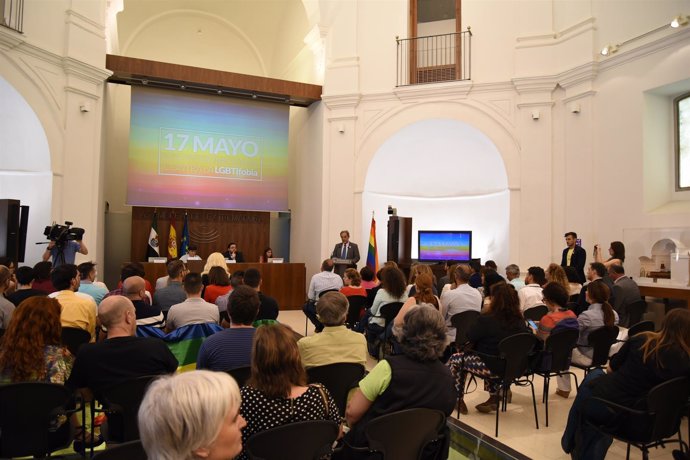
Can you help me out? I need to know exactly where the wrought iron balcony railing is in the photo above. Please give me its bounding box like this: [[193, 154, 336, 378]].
[[1, 0, 24, 33], [396, 29, 472, 86]]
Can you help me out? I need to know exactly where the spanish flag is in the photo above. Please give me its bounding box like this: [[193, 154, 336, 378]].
[[168, 216, 178, 259], [366, 214, 379, 276]]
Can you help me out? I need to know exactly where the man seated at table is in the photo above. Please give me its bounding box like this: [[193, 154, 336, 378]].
[[298, 291, 367, 368], [196, 285, 259, 371], [166, 272, 219, 332]]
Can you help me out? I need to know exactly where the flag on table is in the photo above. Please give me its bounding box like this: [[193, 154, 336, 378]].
[[146, 211, 160, 259], [168, 216, 178, 259], [366, 215, 379, 276], [180, 213, 190, 256]]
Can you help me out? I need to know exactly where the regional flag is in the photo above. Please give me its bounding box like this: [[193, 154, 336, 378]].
[[366, 215, 379, 276], [146, 211, 160, 259], [180, 213, 190, 256], [168, 216, 178, 259]]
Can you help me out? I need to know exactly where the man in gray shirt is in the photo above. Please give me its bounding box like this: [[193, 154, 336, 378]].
[[166, 272, 219, 332], [153, 260, 187, 316]]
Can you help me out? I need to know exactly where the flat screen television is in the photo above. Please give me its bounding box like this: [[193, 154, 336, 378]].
[[418, 230, 472, 262]]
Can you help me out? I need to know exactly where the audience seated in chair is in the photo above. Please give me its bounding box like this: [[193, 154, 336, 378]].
[[152, 260, 187, 317], [123, 275, 164, 328], [139, 370, 246, 460], [394, 272, 442, 328], [518, 266, 546, 312], [166, 272, 220, 332], [561, 308, 690, 460], [440, 264, 482, 344], [298, 291, 367, 369], [304, 259, 344, 333], [340, 305, 456, 459], [197, 285, 259, 372], [51, 264, 98, 342], [448, 283, 530, 415], [238, 323, 341, 460], [608, 264, 641, 328]]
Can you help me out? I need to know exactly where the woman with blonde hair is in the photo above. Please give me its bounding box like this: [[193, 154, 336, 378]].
[[201, 252, 230, 287], [238, 324, 341, 460], [139, 370, 246, 460], [394, 272, 441, 327], [546, 263, 571, 294], [562, 308, 690, 459]]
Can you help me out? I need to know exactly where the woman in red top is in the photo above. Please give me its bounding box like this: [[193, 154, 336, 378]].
[[203, 266, 233, 304], [340, 268, 367, 297]]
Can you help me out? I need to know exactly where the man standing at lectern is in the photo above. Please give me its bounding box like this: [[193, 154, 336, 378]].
[[331, 230, 360, 277]]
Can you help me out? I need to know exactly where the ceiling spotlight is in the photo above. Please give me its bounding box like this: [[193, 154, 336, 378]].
[[600, 44, 619, 56], [670, 15, 688, 28]]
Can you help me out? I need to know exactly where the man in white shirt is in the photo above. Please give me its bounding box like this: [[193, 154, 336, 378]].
[[518, 266, 546, 311], [303, 259, 344, 332], [441, 264, 482, 342], [179, 245, 202, 263]]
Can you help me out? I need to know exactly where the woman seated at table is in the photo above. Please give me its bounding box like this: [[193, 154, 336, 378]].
[[447, 283, 529, 414], [238, 324, 341, 460], [342, 305, 456, 458], [258, 247, 273, 263], [561, 308, 690, 460]]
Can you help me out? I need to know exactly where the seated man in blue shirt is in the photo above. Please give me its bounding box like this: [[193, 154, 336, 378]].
[[196, 285, 259, 372]]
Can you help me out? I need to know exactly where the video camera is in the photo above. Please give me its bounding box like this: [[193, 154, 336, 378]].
[[44, 221, 85, 245]]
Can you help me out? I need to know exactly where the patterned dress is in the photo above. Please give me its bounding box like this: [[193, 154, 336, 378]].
[[0, 345, 73, 384]]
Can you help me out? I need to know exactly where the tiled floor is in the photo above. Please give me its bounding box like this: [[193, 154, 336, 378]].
[[279, 309, 688, 460]]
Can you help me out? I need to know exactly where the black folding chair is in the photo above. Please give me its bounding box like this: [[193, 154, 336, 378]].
[[626, 299, 648, 329], [226, 366, 252, 387], [572, 326, 619, 376], [534, 328, 579, 427], [450, 310, 480, 349], [0, 382, 76, 458], [246, 420, 339, 460], [474, 333, 540, 437], [93, 440, 147, 460], [95, 375, 158, 444], [627, 320, 655, 338], [61, 326, 92, 356], [376, 301, 404, 359], [307, 362, 365, 416], [585, 376, 690, 460], [345, 295, 368, 329], [524, 305, 548, 322]]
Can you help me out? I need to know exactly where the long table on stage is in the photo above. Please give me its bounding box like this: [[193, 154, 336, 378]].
[[141, 262, 306, 310]]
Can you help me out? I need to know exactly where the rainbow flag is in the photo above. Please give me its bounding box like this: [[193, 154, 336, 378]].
[[366, 215, 379, 276], [168, 216, 178, 259], [137, 323, 223, 372]]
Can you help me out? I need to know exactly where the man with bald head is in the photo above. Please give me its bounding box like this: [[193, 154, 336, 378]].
[[123, 275, 164, 327], [66, 295, 178, 398]]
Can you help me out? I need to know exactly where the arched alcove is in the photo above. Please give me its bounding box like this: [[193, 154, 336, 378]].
[[362, 118, 510, 267], [0, 75, 53, 265]]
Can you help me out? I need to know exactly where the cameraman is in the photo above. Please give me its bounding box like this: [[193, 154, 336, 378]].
[[42, 237, 88, 268]]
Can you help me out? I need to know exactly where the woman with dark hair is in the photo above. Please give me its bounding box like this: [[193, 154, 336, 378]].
[[447, 283, 529, 414], [362, 266, 408, 351], [562, 308, 690, 459], [394, 273, 441, 327], [343, 305, 456, 458], [0, 296, 72, 383], [238, 324, 341, 460], [203, 266, 232, 304], [258, 247, 273, 263], [480, 269, 506, 311], [594, 240, 625, 268], [406, 263, 437, 297], [32, 260, 55, 294], [359, 266, 378, 290]]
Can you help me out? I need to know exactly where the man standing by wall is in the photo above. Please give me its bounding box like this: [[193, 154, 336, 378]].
[[560, 232, 586, 284]]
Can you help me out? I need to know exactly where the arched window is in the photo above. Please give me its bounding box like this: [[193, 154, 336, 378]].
[[676, 92, 690, 190]]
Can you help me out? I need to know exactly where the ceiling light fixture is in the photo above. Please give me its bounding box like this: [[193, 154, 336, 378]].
[[600, 44, 619, 56], [671, 15, 689, 28]]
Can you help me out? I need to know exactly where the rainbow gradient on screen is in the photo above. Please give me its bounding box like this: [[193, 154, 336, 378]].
[[418, 231, 472, 262], [127, 87, 289, 211]]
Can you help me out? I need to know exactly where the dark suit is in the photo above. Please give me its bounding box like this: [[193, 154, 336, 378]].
[[331, 242, 360, 276], [574, 277, 616, 316], [222, 251, 244, 263], [612, 276, 641, 328], [561, 245, 587, 284]]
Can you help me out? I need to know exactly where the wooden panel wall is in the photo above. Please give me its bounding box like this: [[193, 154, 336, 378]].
[[131, 207, 270, 262]]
